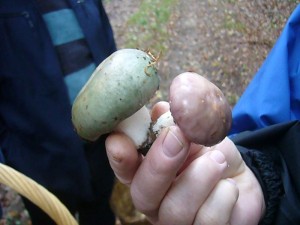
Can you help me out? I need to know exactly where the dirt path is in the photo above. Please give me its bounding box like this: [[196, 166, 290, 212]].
[[105, 0, 297, 105]]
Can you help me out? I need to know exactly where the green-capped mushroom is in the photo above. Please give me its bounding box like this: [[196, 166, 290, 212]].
[[72, 49, 160, 147]]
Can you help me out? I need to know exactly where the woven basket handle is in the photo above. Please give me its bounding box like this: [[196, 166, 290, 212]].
[[0, 163, 78, 225]]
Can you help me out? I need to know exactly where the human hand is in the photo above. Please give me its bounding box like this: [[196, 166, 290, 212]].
[[106, 101, 265, 225]]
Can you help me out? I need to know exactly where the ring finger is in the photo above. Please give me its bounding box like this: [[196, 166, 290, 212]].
[[194, 178, 239, 225]]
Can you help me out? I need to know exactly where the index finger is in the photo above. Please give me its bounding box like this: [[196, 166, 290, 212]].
[[130, 126, 190, 217], [105, 132, 142, 185], [151, 101, 170, 122]]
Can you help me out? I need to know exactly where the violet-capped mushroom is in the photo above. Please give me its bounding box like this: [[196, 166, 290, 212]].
[[153, 72, 232, 146]]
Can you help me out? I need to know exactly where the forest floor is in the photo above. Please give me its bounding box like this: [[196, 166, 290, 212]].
[[105, 0, 297, 106]]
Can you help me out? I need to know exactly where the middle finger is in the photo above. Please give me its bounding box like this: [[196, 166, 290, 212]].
[[130, 126, 190, 217], [158, 150, 228, 225]]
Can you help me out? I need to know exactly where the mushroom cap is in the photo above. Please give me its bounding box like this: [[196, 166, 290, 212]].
[[169, 72, 232, 146], [72, 49, 160, 141]]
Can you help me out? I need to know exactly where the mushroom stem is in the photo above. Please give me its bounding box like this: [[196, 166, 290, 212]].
[[152, 110, 175, 136], [115, 108, 177, 155], [114, 106, 152, 149]]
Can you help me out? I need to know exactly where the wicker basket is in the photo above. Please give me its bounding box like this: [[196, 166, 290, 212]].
[[0, 163, 78, 225], [110, 180, 151, 225]]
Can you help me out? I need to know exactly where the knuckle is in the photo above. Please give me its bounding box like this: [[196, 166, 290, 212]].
[[130, 186, 157, 215]]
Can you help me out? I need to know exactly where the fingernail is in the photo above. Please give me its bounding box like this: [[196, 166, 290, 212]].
[[162, 128, 184, 157], [209, 150, 226, 164]]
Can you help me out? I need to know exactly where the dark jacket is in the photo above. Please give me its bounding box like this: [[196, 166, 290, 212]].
[[232, 120, 300, 225], [0, 0, 116, 221]]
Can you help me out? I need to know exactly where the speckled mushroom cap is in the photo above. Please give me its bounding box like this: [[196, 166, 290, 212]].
[[72, 49, 160, 141], [169, 72, 232, 146]]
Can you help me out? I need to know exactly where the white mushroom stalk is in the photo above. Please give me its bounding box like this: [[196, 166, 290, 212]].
[[152, 110, 175, 136], [114, 105, 153, 150]]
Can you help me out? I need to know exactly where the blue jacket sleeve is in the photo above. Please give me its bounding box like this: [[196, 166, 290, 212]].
[[230, 4, 300, 135]]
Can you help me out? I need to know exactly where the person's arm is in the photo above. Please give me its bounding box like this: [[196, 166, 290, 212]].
[[237, 146, 282, 225], [232, 120, 300, 225]]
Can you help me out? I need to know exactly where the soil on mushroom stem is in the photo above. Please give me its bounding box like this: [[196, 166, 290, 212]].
[[0, 0, 297, 224]]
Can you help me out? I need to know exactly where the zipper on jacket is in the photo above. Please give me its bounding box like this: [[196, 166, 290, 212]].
[[21, 11, 34, 28], [75, 0, 89, 18], [0, 11, 34, 28]]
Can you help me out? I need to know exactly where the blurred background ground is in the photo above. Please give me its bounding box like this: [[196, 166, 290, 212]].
[[105, 0, 298, 105], [0, 0, 298, 224]]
